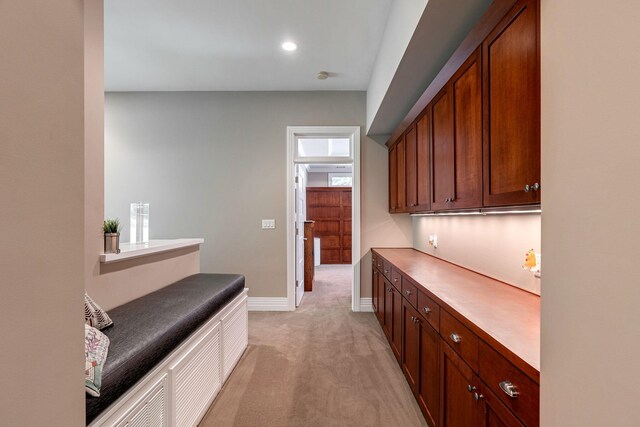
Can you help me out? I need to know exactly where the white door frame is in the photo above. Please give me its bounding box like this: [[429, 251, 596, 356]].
[[286, 126, 361, 312]]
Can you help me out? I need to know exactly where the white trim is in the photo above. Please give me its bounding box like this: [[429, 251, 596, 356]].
[[100, 238, 204, 263], [359, 298, 374, 312], [247, 297, 290, 311], [286, 126, 362, 313]]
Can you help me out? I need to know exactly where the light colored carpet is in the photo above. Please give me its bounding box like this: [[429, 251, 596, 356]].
[[199, 264, 427, 427]]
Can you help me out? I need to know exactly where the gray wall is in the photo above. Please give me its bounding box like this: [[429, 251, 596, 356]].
[[105, 91, 412, 299]]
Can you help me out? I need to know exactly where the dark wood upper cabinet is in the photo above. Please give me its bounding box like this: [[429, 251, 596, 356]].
[[416, 111, 431, 212], [483, 0, 540, 207], [452, 48, 483, 209], [396, 137, 407, 213], [431, 48, 483, 212], [405, 124, 418, 210], [389, 143, 397, 212], [430, 85, 455, 211]]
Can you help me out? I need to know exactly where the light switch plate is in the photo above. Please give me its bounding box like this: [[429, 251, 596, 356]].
[[262, 219, 276, 229]]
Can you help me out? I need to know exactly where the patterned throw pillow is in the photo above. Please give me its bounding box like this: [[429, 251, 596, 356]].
[[85, 324, 110, 397], [84, 293, 113, 330]]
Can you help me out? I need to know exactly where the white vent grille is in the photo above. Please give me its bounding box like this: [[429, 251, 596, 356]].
[[222, 300, 248, 380], [115, 376, 167, 427], [172, 325, 221, 427]]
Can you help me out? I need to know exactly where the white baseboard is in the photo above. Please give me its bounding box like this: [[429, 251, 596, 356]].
[[248, 297, 290, 311], [359, 298, 373, 312]]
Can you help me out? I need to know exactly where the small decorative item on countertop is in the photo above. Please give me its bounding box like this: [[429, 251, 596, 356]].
[[523, 248, 541, 278], [103, 218, 121, 254]]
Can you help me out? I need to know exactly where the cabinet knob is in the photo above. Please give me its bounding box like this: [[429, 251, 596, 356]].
[[524, 184, 530, 192], [499, 381, 519, 398], [393, 278, 398, 282], [413, 317, 420, 324], [384, 269, 389, 274], [450, 197, 455, 202], [405, 290, 412, 296], [387, 287, 393, 293], [445, 198, 450, 202], [450, 333, 462, 343], [467, 385, 477, 392], [423, 306, 431, 314], [532, 182, 540, 191], [473, 392, 484, 401]]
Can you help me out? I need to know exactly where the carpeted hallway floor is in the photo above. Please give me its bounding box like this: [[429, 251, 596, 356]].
[[199, 264, 427, 427]]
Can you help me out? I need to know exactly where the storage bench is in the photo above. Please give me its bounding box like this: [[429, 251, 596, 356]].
[[87, 273, 248, 426]]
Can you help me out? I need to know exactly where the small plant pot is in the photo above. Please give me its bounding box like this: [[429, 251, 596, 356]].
[[104, 233, 121, 254]]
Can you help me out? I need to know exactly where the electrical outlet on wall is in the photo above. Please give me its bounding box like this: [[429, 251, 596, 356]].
[[428, 235, 438, 248]]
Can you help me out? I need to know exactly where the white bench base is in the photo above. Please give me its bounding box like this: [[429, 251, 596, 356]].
[[89, 289, 248, 427]]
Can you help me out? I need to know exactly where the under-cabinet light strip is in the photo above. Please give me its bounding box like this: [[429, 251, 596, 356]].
[[410, 209, 542, 217]]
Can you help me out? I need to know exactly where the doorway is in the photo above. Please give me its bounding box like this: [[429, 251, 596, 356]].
[[286, 126, 361, 312]]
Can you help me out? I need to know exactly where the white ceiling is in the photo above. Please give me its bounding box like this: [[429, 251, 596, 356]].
[[104, 0, 392, 92]]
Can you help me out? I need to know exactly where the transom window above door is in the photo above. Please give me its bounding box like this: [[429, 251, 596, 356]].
[[297, 138, 351, 159]]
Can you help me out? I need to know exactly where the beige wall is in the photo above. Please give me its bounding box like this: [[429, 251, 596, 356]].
[[0, 1, 85, 424], [84, 3, 199, 311], [413, 215, 541, 294], [541, 0, 640, 424], [105, 92, 412, 300]]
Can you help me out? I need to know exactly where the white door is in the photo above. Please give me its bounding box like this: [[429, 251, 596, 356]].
[[295, 166, 306, 306]]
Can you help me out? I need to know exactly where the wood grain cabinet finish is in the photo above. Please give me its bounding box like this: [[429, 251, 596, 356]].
[[402, 299, 421, 393], [405, 124, 418, 210], [483, 0, 540, 207], [416, 111, 432, 211], [396, 137, 407, 213], [440, 341, 481, 427], [389, 144, 398, 212], [431, 48, 483, 211]]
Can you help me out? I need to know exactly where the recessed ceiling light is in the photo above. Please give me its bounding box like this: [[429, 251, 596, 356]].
[[281, 41, 298, 52]]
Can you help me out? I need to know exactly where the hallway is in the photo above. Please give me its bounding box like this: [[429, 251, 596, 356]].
[[200, 264, 427, 426]]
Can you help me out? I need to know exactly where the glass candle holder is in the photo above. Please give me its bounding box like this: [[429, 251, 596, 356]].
[[130, 202, 149, 243]]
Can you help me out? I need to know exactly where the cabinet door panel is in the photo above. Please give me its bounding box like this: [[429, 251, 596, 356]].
[[483, 0, 540, 206], [389, 145, 397, 212], [452, 49, 483, 209], [419, 317, 440, 426], [416, 111, 431, 211], [383, 280, 393, 340], [405, 125, 418, 210], [396, 139, 407, 213], [391, 287, 403, 363], [402, 300, 420, 394], [478, 382, 524, 427], [431, 86, 455, 211], [440, 340, 481, 427]]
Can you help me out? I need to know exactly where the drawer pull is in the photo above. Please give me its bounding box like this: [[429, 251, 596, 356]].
[[413, 317, 420, 324], [450, 333, 462, 343], [405, 290, 412, 296], [499, 381, 519, 398], [473, 392, 484, 401], [423, 306, 431, 314], [467, 385, 476, 392]]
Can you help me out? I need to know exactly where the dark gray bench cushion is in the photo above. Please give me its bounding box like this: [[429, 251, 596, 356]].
[[86, 273, 245, 424]]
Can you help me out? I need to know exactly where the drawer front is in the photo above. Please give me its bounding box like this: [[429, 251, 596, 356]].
[[391, 268, 403, 291], [417, 290, 440, 331], [401, 277, 418, 308], [382, 260, 392, 280], [440, 310, 478, 371], [479, 341, 539, 426]]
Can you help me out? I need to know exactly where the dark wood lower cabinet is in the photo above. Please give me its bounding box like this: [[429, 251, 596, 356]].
[[440, 341, 480, 426], [419, 315, 440, 426], [372, 251, 536, 427]]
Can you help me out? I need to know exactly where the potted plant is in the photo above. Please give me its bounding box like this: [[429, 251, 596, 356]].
[[103, 218, 121, 254]]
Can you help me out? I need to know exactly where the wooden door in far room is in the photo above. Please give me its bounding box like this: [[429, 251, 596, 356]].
[[306, 187, 351, 264], [294, 166, 306, 306]]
